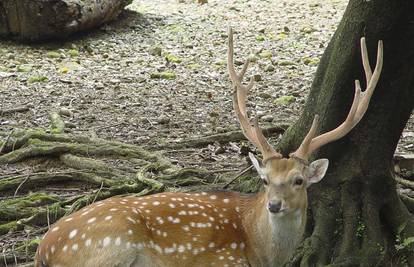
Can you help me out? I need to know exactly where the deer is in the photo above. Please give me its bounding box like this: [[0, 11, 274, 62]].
[[34, 28, 383, 267]]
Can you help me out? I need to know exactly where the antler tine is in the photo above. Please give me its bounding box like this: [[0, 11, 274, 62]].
[[228, 27, 282, 162], [361, 37, 373, 83], [291, 37, 383, 161]]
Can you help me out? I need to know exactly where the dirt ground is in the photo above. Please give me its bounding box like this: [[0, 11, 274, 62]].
[[0, 0, 413, 265]]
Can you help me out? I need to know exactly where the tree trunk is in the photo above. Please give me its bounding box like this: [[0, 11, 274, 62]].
[[278, 0, 414, 266], [0, 0, 132, 41]]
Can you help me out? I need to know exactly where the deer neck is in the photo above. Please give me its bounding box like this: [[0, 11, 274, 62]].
[[242, 192, 307, 267]]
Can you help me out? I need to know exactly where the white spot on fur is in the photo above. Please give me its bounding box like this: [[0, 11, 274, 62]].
[[69, 229, 77, 239], [85, 239, 92, 246], [87, 217, 96, 224], [103, 237, 111, 247]]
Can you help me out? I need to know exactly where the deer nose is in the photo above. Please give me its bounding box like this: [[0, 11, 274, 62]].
[[268, 201, 282, 213]]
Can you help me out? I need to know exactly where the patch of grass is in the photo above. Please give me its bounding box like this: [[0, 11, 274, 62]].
[[28, 76, 48, 84]]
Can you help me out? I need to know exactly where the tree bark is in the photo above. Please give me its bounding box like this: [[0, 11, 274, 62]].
[[0, 0, 132, 41], [278, 0, 414, 266]]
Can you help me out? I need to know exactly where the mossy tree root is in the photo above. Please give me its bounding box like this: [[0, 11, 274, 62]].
[[284, 176, 414, 267], [0, 127, 217, 265]]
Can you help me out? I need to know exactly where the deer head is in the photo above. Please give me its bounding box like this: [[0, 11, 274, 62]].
[[228, 27, 383, 217]]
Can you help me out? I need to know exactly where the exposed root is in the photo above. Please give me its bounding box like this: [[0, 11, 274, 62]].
[[152, 124, 288, 149], [0, 127, 218, 265]]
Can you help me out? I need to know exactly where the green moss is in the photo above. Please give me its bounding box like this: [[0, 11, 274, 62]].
[[165, 53, 182, 63], [255, 35, 265, 42], [167, 24, 184, 33], [28, 76, 48, 84], [17, 65, 32, 72], [16, 238, 41, 252], [68, 49, 79, 57], [278, 60, 296, 66], [3, 192, 59, 207], [187, 63, 201, 70], [150, 71, 176, 79], [258, 50, 273, 59], [356, 220, 365, 238], [303, 56, 320, 66], [0, 221, 18, 235], [274, 95, 296, 105], [46, 51, 61, 59]]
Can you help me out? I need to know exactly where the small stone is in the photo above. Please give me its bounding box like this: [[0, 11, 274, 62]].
[[259, 92, 271, 99], [157, 116, 170, 124], [253, 74, 262, 82], [234, 60, 244, 66], [214, 146, 225, 154], [150, 46, 162, 56], [264, 65, 275, 72], [216, 126, 226, 133], [209, 111, 219, 117], [59, 108, 72, 117], [261, 115, 274, 122], [110, 79, 121, 84]]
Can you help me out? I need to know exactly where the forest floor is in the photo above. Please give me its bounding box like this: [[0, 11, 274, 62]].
[[0, 0, 413, 265]]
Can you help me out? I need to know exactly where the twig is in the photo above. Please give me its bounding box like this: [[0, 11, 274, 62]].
[[46, 207, 50, 229], [222, 165, 253, 189], [2, 250, 8, 267], [96, 122, 125, 131], [13, 175, 30, 197], [1, 168, 29, 177], [92, 181, 104, 203], [151, 124, 289, 149], [0, 106, 30, 116]]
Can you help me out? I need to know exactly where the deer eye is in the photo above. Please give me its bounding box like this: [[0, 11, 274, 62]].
[[294, 177, 304, 186], [262, 178, 269, 186]]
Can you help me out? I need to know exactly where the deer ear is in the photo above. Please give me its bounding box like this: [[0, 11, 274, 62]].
[[305, 159, 329, 187], [249, 152, 267, 180]]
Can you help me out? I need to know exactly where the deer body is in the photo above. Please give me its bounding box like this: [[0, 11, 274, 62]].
[[35, 28, 383, 267], [36, 189, 306, 267]]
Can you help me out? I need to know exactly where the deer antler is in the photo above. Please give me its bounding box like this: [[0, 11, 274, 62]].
[[291, 37, 383, 161], [227, 27, 282, 163]]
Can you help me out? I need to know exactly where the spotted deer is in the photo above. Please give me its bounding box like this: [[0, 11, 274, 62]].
[[34, 29, 383, 267]]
